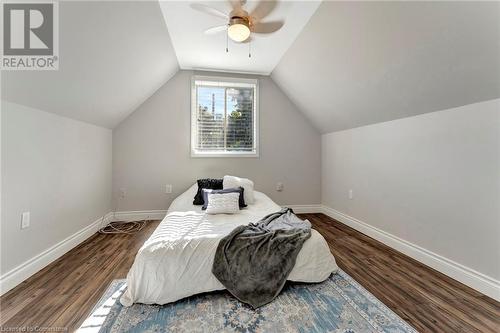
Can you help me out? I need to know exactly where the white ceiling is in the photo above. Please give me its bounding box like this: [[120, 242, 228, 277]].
[[1, 1, 179, 128], [272, 1, 500, 133], [160, 0, 321, 75]]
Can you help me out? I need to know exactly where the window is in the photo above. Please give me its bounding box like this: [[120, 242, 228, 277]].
[[191, 76, 258, 157]]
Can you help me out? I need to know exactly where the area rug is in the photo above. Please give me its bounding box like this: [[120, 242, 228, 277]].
[[77, 269, 417, 333]]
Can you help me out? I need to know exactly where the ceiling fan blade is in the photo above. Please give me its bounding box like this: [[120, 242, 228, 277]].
[[251, 20, 284, 34], [228, 0, 244, 10], [190, 3, 228, 20], [250, 0, 278, 20], [204, 25, 228, 35]]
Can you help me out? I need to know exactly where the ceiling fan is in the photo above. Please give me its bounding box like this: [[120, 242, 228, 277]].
[[190, 0, 284, 43]]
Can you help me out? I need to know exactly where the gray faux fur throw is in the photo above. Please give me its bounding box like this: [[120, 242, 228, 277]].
[[212, 208, 311, 308]]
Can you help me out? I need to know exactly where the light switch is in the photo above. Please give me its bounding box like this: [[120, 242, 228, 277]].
[[165, 184, 173, 194], [21, 212, 30, 229]]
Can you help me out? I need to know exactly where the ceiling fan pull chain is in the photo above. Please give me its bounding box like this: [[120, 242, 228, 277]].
[[226, 26, 229, 53], [248, 39, 251, 58]]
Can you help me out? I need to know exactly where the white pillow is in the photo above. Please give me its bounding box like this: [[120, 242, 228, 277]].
[[206, 192, 240, 214], [223, 175, 255, 204]]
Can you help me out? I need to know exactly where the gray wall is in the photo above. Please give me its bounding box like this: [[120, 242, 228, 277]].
[[272, 1, 500, 133], [322, 99, 500, 280], [112, 70, 321, 211], [1, 102, 112, 275]]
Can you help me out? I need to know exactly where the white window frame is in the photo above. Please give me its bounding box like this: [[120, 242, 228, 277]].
[[190, 75, 259, 158]]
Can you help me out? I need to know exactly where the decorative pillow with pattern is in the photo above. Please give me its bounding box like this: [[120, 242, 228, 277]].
[[193, 178, 223, 205], [202, 187, 246, 210], [205, 192, 240, 214]]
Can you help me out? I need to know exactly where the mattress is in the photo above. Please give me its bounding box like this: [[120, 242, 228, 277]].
[[120, 184, 338, 306]]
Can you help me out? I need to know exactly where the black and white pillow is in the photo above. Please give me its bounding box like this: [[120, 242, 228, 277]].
[[193, 178, 223, 205], [202, 187, 246, 210]]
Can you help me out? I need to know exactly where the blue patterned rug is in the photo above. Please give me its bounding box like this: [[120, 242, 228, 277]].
[[77, 270, 417, 333]]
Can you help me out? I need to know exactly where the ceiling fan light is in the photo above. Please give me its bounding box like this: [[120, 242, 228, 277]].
[[228, 19, 250, 42]]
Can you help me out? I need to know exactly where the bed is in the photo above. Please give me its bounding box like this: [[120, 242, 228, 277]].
[[120, 184, 338, 306]]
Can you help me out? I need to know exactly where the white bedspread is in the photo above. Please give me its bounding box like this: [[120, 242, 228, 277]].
[[120, 185, 338, 306]]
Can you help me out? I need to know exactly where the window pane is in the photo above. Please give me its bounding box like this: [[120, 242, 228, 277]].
[[226, 87, 253, 151], [197, 86, 225, 151]]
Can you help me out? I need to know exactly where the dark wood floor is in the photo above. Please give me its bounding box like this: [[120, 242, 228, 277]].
[[1, 214, 499, 332]]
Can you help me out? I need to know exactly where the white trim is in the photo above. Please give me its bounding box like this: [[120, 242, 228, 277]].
[[0, 212, 113, 295], [188, 67, 270, 76], [6, 205, 496, 303], [285, 205, 322, 214], [0, 210, 168, 295], [192, 75, 258, 86], [112, 210, 167, 222], [190, 151, 259, 158], [321, 205, 500, 301]]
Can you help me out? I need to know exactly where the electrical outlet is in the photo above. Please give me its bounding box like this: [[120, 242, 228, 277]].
[[165, 184, 173, 194], [276, 182, 284, 192], [119, 188, 126, 198], [348, 189, 353, 200], [21, 212, 30, 229]]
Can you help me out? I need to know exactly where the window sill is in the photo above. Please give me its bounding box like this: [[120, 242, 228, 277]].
[[191, 151, 259, 158]]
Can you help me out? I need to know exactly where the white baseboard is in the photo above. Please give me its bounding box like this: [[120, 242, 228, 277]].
[[0, 212, 113, 296], [285, 205, 322, 214], [112, 207, 324, 220], [321, 205, 500, 301], [6, 205, 496, 303], [0, 205, 315, 295], [112, 210, 167, 222], [0, 210, 167, 295]]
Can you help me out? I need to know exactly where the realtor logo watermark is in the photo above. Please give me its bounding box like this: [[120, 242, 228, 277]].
[[1, 1, 59, 70]]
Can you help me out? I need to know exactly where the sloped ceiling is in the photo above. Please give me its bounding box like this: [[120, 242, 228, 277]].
[[271, 1, 500, 133], [2, 1, 498, 132], [1, 1, 179, 128]]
